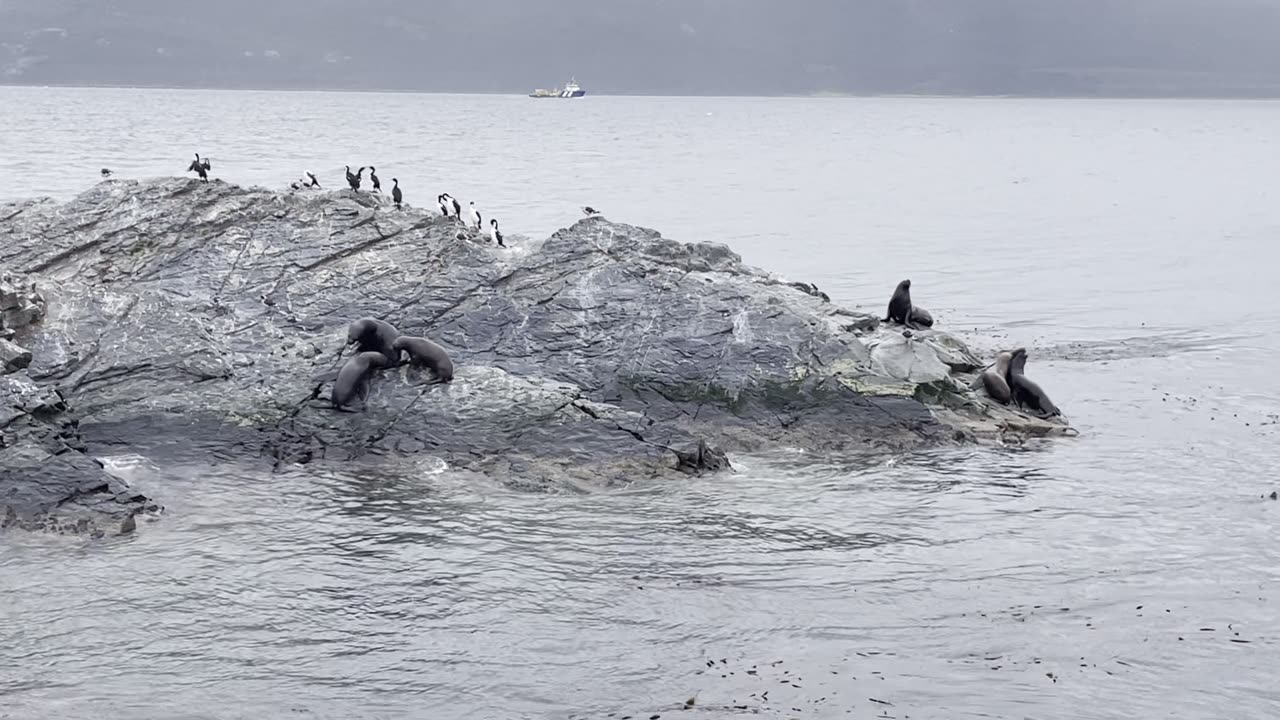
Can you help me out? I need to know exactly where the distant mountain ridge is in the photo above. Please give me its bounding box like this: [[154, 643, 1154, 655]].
[[4, 0, 1280, 96]]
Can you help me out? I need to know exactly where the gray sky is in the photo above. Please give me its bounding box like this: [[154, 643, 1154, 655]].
[[4, 0, 1280, 95]]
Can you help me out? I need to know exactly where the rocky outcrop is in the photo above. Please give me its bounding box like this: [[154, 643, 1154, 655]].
[[0, 179, 1066, 530], [1, 272, 159, 535]]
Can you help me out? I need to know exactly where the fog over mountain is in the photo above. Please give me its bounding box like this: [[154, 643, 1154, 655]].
[[4, 0, 1280, 96]]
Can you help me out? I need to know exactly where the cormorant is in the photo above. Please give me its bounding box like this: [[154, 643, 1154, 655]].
[[368, 166, 381, 192], [100, 168, 113, 177], [392, 178, 402, 210], [488, 219, 505, 247], [188, 153, 211, 182], [438, 194, 450, 217], [449, 194, 461, 219], [305, 171, 320, 188], [345, 165, 364, 191], [582, 206, 600, 216], [468, 201, 482, 229]]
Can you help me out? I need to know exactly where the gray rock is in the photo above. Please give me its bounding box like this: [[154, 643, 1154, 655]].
[[0, 275, 26, 311], [920, 330, 984, 373], [0, 450, 160, 536], [0, 370, 66, 418], [868, 334, 952, 385], [1, 338, 32, 373], [1, 368, 159, 535], [0, 179, 1066, 529], [0, 273, 46, 331], [675, 439, 732, 475]]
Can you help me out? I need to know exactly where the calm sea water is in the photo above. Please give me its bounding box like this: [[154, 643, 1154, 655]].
[[1, 87, 1278, 720]]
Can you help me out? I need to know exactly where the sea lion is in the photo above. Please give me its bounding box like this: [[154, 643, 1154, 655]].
[[908, 305, 934, 328], [347, 317, 400, 366], [331, 351, 389, 411], [391, 335, 454, 384], [885, 279, 915, 327], [1008, 348, 1061, 417], [981, 350, 1015, 405]]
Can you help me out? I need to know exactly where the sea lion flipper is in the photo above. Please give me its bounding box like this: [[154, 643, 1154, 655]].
[[316, 403, 359, 413]]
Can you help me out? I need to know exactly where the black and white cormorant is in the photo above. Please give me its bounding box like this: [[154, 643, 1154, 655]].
[[449, 194, 461, 219], [438, 194, 450, 217], [392, 178, 402, 210], [100, 168, 113, 178], [305, 171, 320, 189], [368, 166, 381, 193], [345, 165, 364, 192], [582, 206, 600, 217], [468, 201, 482, 229], [188, 153, 211, 182], [488, 218, 505, 248]]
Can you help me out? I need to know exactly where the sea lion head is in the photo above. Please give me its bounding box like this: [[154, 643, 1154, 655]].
[[1009, 348, 1029, 373], [347, 318, 373, 345]]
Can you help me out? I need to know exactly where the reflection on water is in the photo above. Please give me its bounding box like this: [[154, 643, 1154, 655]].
[[2, 90, 1280, 719]]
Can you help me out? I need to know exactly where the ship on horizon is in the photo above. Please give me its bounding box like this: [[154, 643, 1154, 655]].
[[529, 77, 586, 98]]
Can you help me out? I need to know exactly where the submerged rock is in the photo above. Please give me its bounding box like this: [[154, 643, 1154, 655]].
[[0, 178, 1066, 530], [674, 439, 732, 475]]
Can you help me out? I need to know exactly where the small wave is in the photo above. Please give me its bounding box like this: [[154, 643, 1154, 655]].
[[96, 452, 159, 476], [1031, 328, 1251, 363]]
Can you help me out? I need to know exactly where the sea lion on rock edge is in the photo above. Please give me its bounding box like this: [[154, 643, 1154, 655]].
[[908, 305, 933, 328], [885, 279, 915, 327], [391, 335, 454, 384], [1008, 348, 1061, 417], [981, 350, 1015, 405], [331, 351, 389, 411], [347, 317, 400, 366]]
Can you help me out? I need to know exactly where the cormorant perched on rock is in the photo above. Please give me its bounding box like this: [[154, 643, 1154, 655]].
[[438, 194, 450, 217], [391, 178, 402, 210], [468, 201, 482, 229], [448, 194, 461, 219], [582, 206, 600, 216], [368, 166, 381, 192], [292, 171, 321, 191], [488, 218, 505, 247], [345, 165, 364, 191], [188, 153, 211, 182], [100, 168, 113, 178]]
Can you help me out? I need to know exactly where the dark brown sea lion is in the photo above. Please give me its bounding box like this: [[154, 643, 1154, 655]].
[[981, 350, 1015, 405], [908, 305, 933, 328], [1008, 348, 1061, 417], [331, 351, 389, 411], [346, 317, 400, 366], [885, 279, 915, 327], [391, 335, 454, 384]]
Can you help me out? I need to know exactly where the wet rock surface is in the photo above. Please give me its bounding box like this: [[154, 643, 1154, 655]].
[[0, 178, 1067, 530], [0, 337, 32, 372], [1, 271, 158, 535]]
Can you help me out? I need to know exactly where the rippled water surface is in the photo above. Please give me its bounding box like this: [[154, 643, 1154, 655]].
[[2, 88, 1279, 719]]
